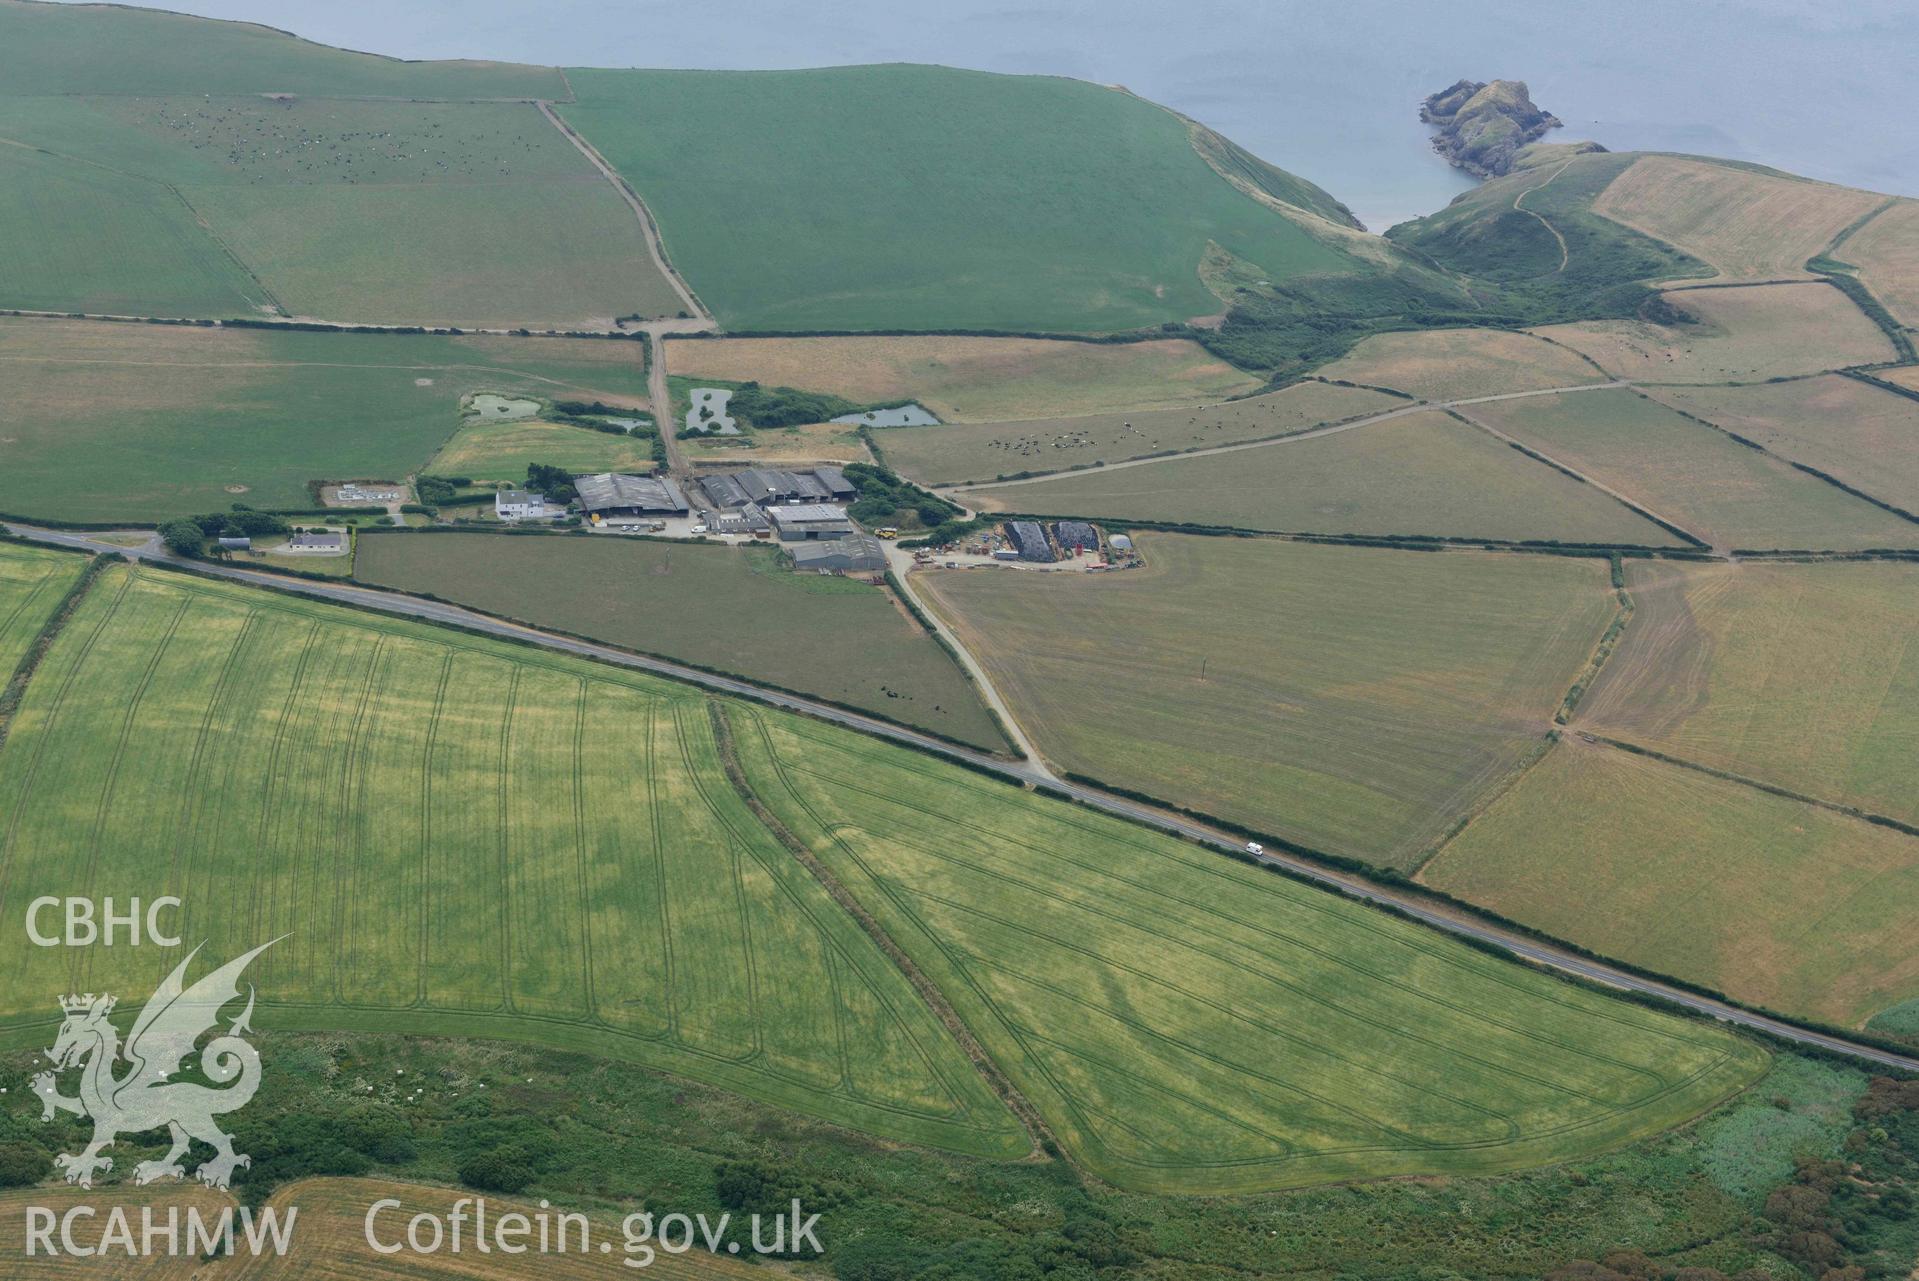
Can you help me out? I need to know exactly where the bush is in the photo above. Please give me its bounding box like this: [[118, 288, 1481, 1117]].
[[157, 519, 206, 557], [458, 1148, 534, 1194], [0, 1141, 47, 1188], [727, 381, 861, 429], [841, 462, 959, 530]]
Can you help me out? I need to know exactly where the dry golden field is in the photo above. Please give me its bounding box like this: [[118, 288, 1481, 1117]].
[[1468, 388, 1919, 550], [1650, 375, 1919, 513], [1422, 739, 1919, 1029], [1534, 282, 1896, 384], [663, 334, 1259, 421], [964, 408, 1681, 545], [1315, 327, 1609, 401], [1575, 558, 1919, 826], [1590, 155, 1888, 282], [1842, 198, 1919, 327], [1880, 365, 1919, 395], [877, 379, 1400, 485], [917, 533, 1619, 868]]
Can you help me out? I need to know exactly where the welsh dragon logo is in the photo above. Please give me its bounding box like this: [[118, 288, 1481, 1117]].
[[34, 940, 277, 1190]]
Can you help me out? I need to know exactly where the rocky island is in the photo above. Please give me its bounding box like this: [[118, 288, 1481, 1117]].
[[1421, 79, 1602, 178]]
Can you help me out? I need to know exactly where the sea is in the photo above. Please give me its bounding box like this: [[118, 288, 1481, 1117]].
[[60, 0, 1919, 232]]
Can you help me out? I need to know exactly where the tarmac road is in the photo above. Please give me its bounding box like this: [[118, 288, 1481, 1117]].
[[9, 521, 1915, 1075]]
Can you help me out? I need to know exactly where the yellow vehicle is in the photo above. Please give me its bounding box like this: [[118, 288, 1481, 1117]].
[[875, 527, 899, 539]]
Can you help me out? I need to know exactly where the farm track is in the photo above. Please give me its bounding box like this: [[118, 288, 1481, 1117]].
[[1512, 162, 1572, 274], [5, 522, 1914, 1075]]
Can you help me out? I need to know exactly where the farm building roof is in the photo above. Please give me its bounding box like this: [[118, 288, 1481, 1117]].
[[812, 465, 857, 499], [793, 534, 888, 572], [698, 473, 753, 509], [734, 468, 830, 504], [711, 506, 770, 532], [1006, 520, 1054, 563], [288, 532, 345, 549], [1054, 520, 1098, 550], [574, 472, 689, 514], [767, 504, 850, 524]]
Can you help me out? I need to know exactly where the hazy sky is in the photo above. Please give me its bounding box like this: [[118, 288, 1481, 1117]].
[[53, 0, 1919, 229]]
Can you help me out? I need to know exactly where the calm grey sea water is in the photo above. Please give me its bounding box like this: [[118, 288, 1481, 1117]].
[[62, 0, 1918, 230]]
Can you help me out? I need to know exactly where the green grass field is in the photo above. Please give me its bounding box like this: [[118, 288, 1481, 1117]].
[[1423, 741, 1919, 1029], [353, 531, 1008, 751], [0, 0, 564, 100], [728, 704, 1766, 1192], [0, 543, 84, 676], [1469, 388, 1919, 551], [0, 93, 680, 326], [0, 143, 266, 318], [0, 562, 1025, 1157], [919, 535, 1620, 867], [1650, 375, 1919, 515], [0, 320, 648, 521], [559, 65, 1358, 331], [967, 409, 1682, 545], [1576, 559, 1919, 825], [874, 380, 1401, 485]]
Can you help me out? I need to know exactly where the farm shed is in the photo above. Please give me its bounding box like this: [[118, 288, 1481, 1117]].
[[1006, 520, 1054, 563], [812, 465, 858, 500], [793, 533, 888, 573], [1053, 520, 1099, 551], [733, 467, 831, 506], [698, 473, 753, 510], [217, 536, 251, 551], [1108, 533, 1134, 552], [767, 504, 855, 541], [574, 472, 690, 517]]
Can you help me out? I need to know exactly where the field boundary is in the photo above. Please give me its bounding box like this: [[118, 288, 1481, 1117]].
[[1579, 734, 1919, 839], [972, 510, 1709, 559], [1554, 554, 1635, 724], [707, 701, 1057, 1162], [1637, 387, 1919, 526], [0, 550, 108, 752], [1448, 405, 1715, 550]]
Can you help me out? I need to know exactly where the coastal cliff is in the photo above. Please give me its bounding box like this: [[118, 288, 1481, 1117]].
[[1421, 79, 1601, 178]]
